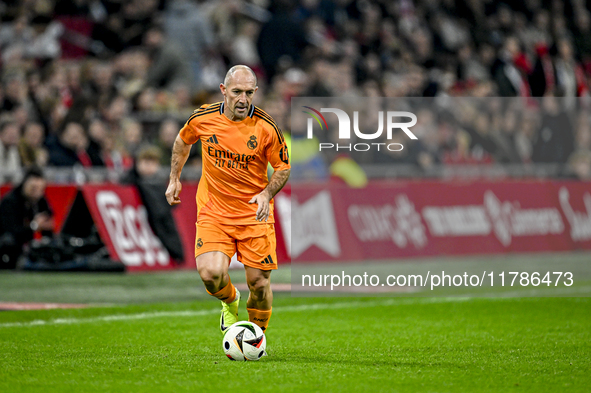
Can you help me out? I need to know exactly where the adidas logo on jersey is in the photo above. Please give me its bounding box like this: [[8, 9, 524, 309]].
[[206, 135, 219, 144]]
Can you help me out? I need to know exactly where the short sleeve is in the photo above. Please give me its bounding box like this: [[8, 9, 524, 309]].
[[265, 123, 291, 172], [179, 107, 206, 145]]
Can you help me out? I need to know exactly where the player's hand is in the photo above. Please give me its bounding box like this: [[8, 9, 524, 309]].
[[165, 179, 182, 206], [248, 190, 271, 222], [33, 212, 54, 231]]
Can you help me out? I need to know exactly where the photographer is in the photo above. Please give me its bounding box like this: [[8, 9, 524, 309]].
[[0, 167, 53, 269]]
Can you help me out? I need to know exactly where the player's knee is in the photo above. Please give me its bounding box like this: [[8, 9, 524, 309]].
[[198, 266, 223, 287], [247, 275, 270, 297]]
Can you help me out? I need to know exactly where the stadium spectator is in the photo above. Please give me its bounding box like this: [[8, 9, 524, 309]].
[[1, 72, 27, 112], [554, 38, 588, 100], [24, 15, 63, 60], [84, 62, 117, 106], [126, 0, 161, 47], [0, 120, 22, 183], [18, 122, 48, 167], [532, 96, 575, 164], [144, 24, 194, 92], [122, 145, 162, 182], [0, 166, 53, 269], [164, 0, 215, 90], [573, 10, 591, 71], [101, 95, 130, 135], [1, 14, 63, 63], [256, 0, 308, 82], [91, 12, 125, 54], [133, 87, 157, 112], [515, 109, 539, 163], [117, 118, 144, 160], [456, 43, 490, 84], [492, 36, 530, 97], [88, 118, 131, 170], [491, 109, 523, 164], [47, 121, 103, 167], [230, 19, 262, 69], [529, 43, 555, 97], [0, 14, 32, 63], [156, 118, 179, 167]]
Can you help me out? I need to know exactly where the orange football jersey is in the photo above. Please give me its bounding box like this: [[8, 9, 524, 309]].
[[179, 102, 290, 225]]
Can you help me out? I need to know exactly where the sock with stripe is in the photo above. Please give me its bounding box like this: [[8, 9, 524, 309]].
[[207, 278, 237, 304], [247, 308, 272, 332]]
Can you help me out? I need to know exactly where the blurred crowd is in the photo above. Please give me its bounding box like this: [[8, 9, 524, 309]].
[[1, 0, 591, 184]]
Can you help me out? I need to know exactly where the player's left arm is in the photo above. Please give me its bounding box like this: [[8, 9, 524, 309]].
[[248, 123, 291, 222], [249, 168, 290, 222]]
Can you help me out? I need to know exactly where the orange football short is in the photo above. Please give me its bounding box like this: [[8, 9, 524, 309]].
[[194, 221, 278, 270]]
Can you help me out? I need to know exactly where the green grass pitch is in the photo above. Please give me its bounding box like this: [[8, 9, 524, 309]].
[[0, 259, 590, 392]]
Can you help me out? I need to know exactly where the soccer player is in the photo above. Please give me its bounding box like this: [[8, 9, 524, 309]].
[[165, 65, 290, 333]]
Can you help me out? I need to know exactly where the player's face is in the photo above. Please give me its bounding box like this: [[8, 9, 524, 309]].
[[220, 71, 258, 121]]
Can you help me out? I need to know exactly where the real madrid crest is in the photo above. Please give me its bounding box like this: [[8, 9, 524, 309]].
[[247, 135, 258, 150]]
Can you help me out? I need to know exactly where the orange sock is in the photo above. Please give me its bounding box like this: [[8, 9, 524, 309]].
[[207, 279, 237, 304], [247, 308, 272, 332]]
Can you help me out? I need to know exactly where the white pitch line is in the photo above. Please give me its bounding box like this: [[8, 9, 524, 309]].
[[0, 309, 219, 328], [0, 297, 473, 329], [4, 292, 588, 329]]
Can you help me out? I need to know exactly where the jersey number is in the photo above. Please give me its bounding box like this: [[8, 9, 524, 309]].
[[279, 146, 289, 165]]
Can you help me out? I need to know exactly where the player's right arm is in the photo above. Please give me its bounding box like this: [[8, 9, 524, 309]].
[[166, 103, 219, 205], [166, 106, 208, 205], [165, 134, 192, 205]]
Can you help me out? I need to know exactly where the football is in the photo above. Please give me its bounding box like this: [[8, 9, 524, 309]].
[[222, 321, 267, 361]]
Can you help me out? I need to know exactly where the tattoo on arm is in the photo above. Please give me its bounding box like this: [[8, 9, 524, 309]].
[[169, 135, 192, 180], [264, 169, 290, 199]]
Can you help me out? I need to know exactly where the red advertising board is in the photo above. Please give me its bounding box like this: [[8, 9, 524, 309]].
[[5, 179, 589, 268], [171, 183, 198, 269], [81, 185, 175, 271], [288, 180, 591, 262]]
